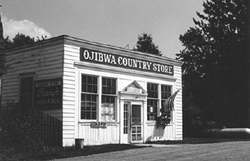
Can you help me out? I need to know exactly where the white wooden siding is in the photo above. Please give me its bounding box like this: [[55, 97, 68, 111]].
[[63, 41, 182, 145], [174, 65, 183, 140], [62, 45, 79, 146], [78, 123, 119, 145], [146, 124, 175, 141]]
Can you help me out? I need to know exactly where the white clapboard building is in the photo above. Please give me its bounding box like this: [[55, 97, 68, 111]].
[[1, 35, 182, 146]]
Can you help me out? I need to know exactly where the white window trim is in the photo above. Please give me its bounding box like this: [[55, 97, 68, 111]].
[[78, 73, 117, 123], [146, 82, 176, 125]]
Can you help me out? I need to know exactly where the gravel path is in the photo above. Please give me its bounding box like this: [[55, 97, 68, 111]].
[[52, 141, 250, 161]]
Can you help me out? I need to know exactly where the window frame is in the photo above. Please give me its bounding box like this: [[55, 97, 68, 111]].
[[80, 74, 98, 120], [123, 103, 129, 134], [147, 82, 173, 122], [161, 84, 172, 119], [101, 76, 117, 122], [79, 74, 117, 122], [19, 74, 35, 109], [147, 83, 159, 121]]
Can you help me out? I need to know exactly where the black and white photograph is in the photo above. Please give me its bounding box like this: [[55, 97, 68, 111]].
[[0, 0, 249, 160]]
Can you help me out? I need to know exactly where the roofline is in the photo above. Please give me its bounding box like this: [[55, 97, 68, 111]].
[[4, 35, 183, 66], [63, 35, 183, 66]]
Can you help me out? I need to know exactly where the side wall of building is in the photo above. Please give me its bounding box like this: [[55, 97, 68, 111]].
[[62, 44, 79, 146], [174, 65, 183, 140], [1, 41, 64, 120]]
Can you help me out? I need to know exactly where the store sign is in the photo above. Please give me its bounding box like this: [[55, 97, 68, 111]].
[[125, 86, 142, 93], [80, 48, 174, 75], [90, 122, 107, 128], [34, 78, 62, 109]]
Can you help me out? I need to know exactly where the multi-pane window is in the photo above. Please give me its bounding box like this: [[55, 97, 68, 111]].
[[80, 75, 117, 121], [20, 77, 33, 109], [101, 77, 116, 121], [147, 83, 158, 120], [102, 77, 116, 94], [123, 104, 129, 134], [147, 83, 173, 121], [81, 75, 98, 120], [161, 85, 172, 117]]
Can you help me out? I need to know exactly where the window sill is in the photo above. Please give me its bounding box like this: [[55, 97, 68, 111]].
[[146, 121, 156, 125], [78, 120, 118, 124], [79, 120, 97, 123], [146, 121, 174, 126]]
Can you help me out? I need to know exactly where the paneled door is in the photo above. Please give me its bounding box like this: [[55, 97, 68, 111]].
[[131, 105, 142, 142]]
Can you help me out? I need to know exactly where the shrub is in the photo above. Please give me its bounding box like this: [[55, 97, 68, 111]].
[[183, 105, 203, 137], [0, 102, 45, 152]]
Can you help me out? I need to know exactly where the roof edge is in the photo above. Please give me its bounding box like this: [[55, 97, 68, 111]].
[[4, 34, 183, 66]]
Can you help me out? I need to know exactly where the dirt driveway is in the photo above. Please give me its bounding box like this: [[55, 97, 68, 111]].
[[52, 140, 250, 161]]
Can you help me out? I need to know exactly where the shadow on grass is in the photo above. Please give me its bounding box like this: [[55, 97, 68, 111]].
[[3, 138, 250, 160], [31, 144, 146, 161], [148, 137, 250, 145]]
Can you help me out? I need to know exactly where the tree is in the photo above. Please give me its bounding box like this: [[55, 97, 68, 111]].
[[176, 0, 249, 131], [0, 33, 47, 76], [4, 33, 47, 50], [133, 33, 161, 56]]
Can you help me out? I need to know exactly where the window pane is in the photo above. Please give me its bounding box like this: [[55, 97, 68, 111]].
[[87, 76, 92, 84], [161, 85, 172, 118], [161, 85, 172, 99], [147, 83, 158, 98], [101, 95, 115, 121], [82, 75, 97, 93], [161, 100, 171, 117], [82, 75, 86, 83], [81, 93, 97, 120], [147, 83, 158, 120], [123, 104, 128, 134], [102, 77, 116, 94], [147, 99, 158, 120]]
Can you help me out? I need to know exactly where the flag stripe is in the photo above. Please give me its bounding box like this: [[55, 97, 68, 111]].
[[162, 89, 180, 113]]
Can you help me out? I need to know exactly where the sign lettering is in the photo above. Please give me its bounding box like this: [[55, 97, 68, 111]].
[[90, 122, 107, 128], [34, 78, 62, 109], [80, 48, 174, 75]]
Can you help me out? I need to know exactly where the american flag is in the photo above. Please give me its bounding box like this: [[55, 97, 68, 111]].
[[162, 89, 180, 112]]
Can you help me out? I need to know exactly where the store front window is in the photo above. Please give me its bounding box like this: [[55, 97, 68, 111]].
[[161, 85, 172, 117], [81, 75, 98, 120], [101, 77, 116, 121], [147, 83, 172, 121], [147, 83, 158, 120], [80, 75, 116, 121]]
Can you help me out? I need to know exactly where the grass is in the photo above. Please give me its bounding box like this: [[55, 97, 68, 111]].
[[1, 138, 250, 161], [149, 137, 250, 144], [0, 144, 145, 161]]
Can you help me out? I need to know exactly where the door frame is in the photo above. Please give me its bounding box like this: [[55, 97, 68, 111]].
[[128, 101, 144, 143]]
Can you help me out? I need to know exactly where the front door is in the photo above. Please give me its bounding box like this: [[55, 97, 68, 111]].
[[131, 104, 142, 142]]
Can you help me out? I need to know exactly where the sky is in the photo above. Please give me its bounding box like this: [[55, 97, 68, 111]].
[[0, 0, 204, 59]]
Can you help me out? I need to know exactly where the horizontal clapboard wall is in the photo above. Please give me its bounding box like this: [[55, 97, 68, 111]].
[[174, 65, 182, 140], [62, 45, 79, 146], [1, 42, 64, 118]]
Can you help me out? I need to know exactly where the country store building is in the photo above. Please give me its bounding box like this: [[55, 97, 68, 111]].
[[1, 35, 183, 146]]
